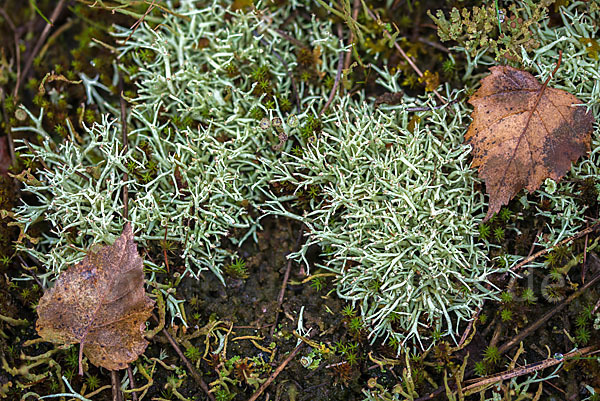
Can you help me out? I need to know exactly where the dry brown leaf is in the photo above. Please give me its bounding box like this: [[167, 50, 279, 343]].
[[36, 223, 154, 374], [465, 65, 595, 221]]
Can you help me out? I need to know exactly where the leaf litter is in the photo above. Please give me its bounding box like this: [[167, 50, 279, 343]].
[[35, 223, 154, 374], [465, 57, 595, 221]]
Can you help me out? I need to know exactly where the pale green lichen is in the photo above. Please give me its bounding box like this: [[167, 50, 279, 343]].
[[11, 1, 342, 305], [266, 72, 500, 347], [13, 1, 340, 278], [13, 0, 599, 350]]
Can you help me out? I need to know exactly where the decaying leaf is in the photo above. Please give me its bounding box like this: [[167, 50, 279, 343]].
[[465, 65, 595, 220], [36, 223, 154, 374]]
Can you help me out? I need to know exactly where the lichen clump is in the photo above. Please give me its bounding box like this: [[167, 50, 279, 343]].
[[267, 81, 498, 346], [14, 0, 500, 346], [13, 1, 339, 285]]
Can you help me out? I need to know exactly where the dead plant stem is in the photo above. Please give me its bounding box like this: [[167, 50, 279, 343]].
[[247, 341, 305, 401], [15, 0, 67, 99], [156, 317, 215, 401]]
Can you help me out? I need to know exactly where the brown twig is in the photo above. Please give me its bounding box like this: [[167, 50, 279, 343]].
[[110, 370, 123, 401], [156, 318, 215, 401], [417, 256, 600, 401], [343, 0, 361, 71], [511, 219, 599, 272], [15, 0, 67, 99], [417, 36, 450, 53], [364, 7, 446, 105], [405, 97, 460, 112], [16, 255, 44, 289], [163, 223, 170, 273], [274, 28, 307, 49], [582, 228, 589, 284], [247, 340, 305, 401], [0, 7, 21, 111], [500, 258, 600, 355], [457, 307, 480, 349], [124, 0, 157, 44], [127, 365, 138, 401], [463, 346, 598, 393], [38, 18, 77, 63], [0, 90, 16, 166], [319, 24, 345, 117], [271, 225, 305, 337], [118, 75, 129, 220]]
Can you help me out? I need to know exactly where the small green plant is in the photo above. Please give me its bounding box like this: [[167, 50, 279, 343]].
[[474, 360, 487, 377], [493, 227, 505, 242], [520, 288, 537, 305], [576, 313, 589, 329], [341, 305, 356, 318], [225, 258, 248, 279], [309, 276, 325, 291], [348, 316, 363, 333], [184, 345, 202, 362], [65, 348, 79, 370], [478, 223, 490, 241], [0, 255, 11, 266], [441, 57, 456, 75], [500, 291, 513, 303], [581, 304, 594, 321], [85, 374, 100, 391], [500, 308, 513, 322], [499, 208, 512, 222], [345, 351, 358, 366], [575, 327, 591, 345], [483, 345, 501, 365]]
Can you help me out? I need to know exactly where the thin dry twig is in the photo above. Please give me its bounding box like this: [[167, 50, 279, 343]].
[[162, 223, 170, 273], [274, 28, 307, 49], [118, 75, 129, 220], [127, 365, 138, 401], [319, 24, 345, 117], [156, 318, 215, 401], [500, 258, 600, 355], [343, 0, 361, 71], [511, 219, 599, 272], [16, 255, 44, 289], [271, 225, 305, 337], [110, 370, 123, 401], [15, 0, 67, 98], [0, 8, 21, 106], [124, 0, 157, 44], [247, 340, 305, 401], [405, 97, 460, 112], [417, 255, 600, 401], [417, 36, 449, 53], [457, 307, 481, 349], [0, 8, 20, 165], [463, 346, 598, 393], [364, 7, 446, 104], [38, 18, 76, 63]]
